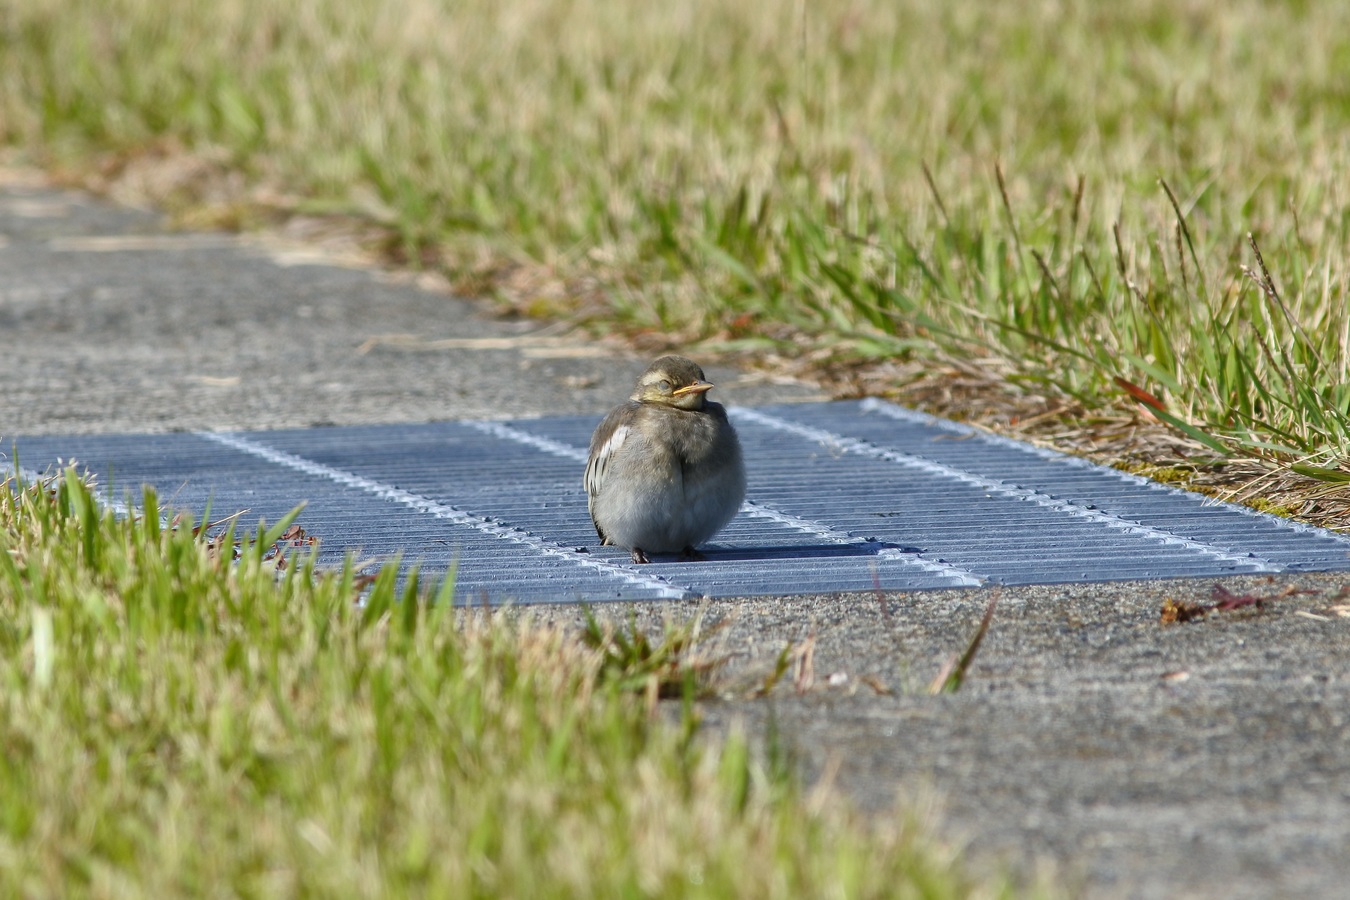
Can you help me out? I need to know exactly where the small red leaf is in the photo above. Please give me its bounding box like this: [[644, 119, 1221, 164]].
[[1114, 376, 1167, 412]]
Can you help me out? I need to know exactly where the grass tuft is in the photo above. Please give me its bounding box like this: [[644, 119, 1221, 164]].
[[0, 467, 991, 896]]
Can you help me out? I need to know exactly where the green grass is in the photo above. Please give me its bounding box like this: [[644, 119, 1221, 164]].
[[5, 0, 1350, 474], [0, 467, 991, 897], [5, 0, 1350, 473]]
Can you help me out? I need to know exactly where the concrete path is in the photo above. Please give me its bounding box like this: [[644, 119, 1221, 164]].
[[0, 170, 822, 434], [3, 174, 1349, 898]]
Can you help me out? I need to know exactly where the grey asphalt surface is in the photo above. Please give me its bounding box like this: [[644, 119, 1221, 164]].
[[4, 173, 1349, 899]]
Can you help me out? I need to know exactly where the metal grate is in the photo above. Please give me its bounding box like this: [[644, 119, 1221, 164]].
[[11, 400, 1350, 603]]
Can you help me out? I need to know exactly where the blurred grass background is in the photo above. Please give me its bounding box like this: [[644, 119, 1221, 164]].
[[4, 0, 1350, 471]]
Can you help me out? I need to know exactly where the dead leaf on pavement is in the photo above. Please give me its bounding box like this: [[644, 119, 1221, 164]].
[[1160, 582, 1321, 624]]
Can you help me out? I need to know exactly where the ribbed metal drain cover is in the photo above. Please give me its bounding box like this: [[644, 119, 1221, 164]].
[[11, 400, 1350, 603]]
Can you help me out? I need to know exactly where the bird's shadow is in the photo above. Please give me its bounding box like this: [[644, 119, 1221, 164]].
[[603, 540, 918, 564]]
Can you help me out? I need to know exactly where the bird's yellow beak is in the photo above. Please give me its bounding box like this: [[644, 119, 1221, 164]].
[[671, 380, 714, 397]]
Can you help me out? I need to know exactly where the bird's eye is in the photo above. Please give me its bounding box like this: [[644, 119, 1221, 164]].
[[658, 380, 671, 392]]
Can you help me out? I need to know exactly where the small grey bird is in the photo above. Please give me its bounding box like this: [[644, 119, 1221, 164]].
[[584, 356, 746, 563]]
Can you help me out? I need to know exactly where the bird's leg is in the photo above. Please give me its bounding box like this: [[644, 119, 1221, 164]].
[[630, 547, 651, 564], [679, 545, 706, 562]]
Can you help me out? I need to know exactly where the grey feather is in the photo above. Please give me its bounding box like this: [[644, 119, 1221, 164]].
[[583, 357, 746, 562]]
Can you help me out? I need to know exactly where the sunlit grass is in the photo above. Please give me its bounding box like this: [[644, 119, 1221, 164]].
[[0, 467, 991, 896], [4, 0, 1350, 470]]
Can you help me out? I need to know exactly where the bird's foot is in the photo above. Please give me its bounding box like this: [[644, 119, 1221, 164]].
[[679, 545, 706, 562], [630, 547, 651, 564]]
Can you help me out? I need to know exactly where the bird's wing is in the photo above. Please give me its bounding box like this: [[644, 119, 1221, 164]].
[[585, 419, 631, 543], [585, 423, 630, 497]]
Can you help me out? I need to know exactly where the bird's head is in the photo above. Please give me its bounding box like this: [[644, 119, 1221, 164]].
[[631, 356, 715, 411]]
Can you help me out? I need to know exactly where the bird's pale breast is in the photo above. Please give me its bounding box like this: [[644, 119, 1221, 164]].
[[587, 402, 745, 553]]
